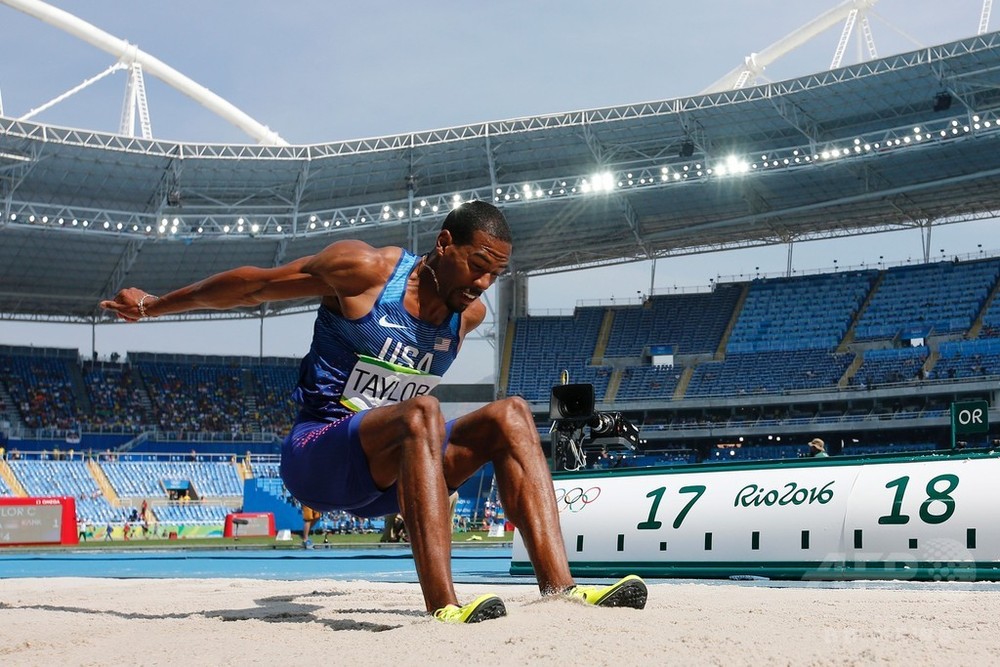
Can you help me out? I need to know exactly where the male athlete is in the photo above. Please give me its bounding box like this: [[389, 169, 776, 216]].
[[101, 201, 646, 622]]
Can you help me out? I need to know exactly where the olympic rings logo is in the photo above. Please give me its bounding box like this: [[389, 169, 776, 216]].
[[554, 486, 601, 513]]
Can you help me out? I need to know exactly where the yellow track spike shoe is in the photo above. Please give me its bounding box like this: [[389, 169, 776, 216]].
[[433, 593, 507, 624], [565, 575, 648, 610]]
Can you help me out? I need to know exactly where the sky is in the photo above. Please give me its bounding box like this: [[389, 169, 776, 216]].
[[0, 0, 996, 382]]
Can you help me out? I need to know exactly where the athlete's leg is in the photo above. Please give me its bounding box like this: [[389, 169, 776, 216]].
[[356, 395, 457, 612], [442, 396, 575, 594]]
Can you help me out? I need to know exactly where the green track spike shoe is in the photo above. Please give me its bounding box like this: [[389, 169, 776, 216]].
[[433, 593, 507, 623], [565, 575, 648, 609]]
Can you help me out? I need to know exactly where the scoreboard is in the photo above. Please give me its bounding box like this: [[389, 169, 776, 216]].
[[511, 451, 1000, 582], [0, 497, 79, 546]]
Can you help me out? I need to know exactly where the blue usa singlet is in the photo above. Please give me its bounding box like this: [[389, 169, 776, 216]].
[[292, 249, 461, 421]]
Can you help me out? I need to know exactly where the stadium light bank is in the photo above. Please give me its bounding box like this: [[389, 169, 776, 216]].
[[4, 110, 996, 240]]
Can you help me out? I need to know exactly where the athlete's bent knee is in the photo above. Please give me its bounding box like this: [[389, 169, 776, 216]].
[[493, 396, 536, 437], [501, 395, 533, 420], [398, 394, 445, 441]]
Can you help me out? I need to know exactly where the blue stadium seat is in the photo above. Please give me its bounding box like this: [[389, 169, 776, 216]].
[[855, 259, 1000, 342]]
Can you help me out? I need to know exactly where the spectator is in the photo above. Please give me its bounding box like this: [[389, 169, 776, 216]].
[[301, 504, 321, 549], [808, 438, 829, 458]]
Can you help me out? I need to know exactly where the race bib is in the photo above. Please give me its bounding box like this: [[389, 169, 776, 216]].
[[340, 354, 442, 412]]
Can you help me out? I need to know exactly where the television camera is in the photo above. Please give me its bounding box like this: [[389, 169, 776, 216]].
[[548, 383, 643, 471]]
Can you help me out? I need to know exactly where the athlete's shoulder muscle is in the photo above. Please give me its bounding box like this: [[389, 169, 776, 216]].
[[303, 241, 403, 298]]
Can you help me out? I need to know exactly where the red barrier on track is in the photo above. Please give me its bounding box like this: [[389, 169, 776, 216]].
[[223, 512, 275, 538]]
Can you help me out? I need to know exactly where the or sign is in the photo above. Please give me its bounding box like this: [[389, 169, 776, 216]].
[[952, 400, 989, 436]]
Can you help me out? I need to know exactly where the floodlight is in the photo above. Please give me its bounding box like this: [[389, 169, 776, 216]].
[[592, 171, 614, 192]]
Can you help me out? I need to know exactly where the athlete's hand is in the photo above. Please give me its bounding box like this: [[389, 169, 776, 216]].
[[100, 288, 151, 322]]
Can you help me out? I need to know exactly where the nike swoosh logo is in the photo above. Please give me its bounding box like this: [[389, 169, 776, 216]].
[[378, 314, 408, 330]]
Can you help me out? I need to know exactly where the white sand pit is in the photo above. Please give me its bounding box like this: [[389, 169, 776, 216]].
[[1, 577, 997, 665]]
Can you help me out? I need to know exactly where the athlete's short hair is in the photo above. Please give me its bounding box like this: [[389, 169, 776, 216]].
[[441, 200, 511, 246]]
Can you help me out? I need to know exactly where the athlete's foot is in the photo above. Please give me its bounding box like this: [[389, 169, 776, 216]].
[[564, 575, 648, 609], [432, 593, 507, 623]]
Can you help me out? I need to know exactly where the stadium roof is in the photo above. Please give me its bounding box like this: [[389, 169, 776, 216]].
[[2, 31, 1000, 322]]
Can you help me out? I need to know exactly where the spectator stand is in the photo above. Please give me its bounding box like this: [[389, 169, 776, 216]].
[[80, 359, 148, 431], [97, 452, 245, 536], [505, 307, 609, 402], [6, 457, 116, 523], [0, 345, 81, 430], [854, 258, 1000, 343]]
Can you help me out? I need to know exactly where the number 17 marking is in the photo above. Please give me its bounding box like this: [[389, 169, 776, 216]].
[[637, 485, 706, 530]]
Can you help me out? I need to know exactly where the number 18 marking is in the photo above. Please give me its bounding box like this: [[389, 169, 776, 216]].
[[877, 474, 959, 525], [637, 485, 706, 530]]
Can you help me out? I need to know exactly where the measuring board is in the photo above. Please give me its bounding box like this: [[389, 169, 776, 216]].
[[510, 451, 1000, 581]]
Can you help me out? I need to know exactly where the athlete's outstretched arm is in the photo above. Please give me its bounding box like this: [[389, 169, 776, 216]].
[[100, 239, 398, 322]]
